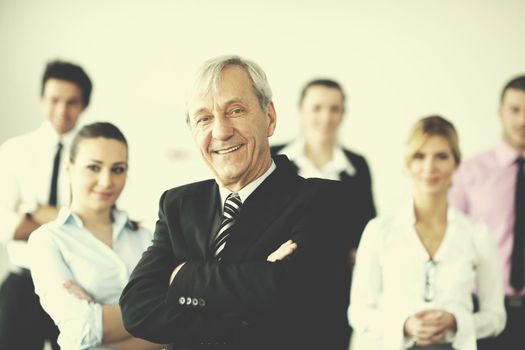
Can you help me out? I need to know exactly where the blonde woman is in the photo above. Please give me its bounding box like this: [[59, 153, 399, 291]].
[[348, 116, 505, 350]]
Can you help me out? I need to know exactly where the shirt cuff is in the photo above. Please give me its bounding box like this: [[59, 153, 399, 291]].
[[447, 307, 476, 350]]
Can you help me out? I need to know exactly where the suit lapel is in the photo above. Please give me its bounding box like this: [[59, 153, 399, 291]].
[[223, 157, 297, 261], [180, 182, 221, 260]]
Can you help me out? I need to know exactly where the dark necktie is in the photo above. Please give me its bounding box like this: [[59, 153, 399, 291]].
[[48, 142, 63, 206], [511, 157, 525, 292], [212, 192, 242, 260]]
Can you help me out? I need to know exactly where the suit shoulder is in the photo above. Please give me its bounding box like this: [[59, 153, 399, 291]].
[[302, 177, 347, 197], [270, 143, 287, 157], [162, 179, 216, 200], [342, 148, 369, 168]]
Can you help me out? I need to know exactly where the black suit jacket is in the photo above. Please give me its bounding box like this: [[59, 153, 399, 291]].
[[271, 144, 376, 248], [120, 156, 352, 350]]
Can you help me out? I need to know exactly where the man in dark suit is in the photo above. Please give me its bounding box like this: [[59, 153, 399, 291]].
[[120, 56, 352, 350]]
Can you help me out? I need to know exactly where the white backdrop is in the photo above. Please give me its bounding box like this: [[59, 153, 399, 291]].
[[1, 0, 525, 276]]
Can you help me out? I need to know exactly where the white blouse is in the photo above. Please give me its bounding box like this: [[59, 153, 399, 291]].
[[348, 201, 505, 350], [28, 207, 152, 350], [276, 138, 356, 180]]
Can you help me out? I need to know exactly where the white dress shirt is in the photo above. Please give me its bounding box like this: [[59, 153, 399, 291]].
[[218, 160, 276, 207], [277, 138, 356, 180], [348, 201, 506, 350], [0, 121, 74, 268], [28, 207, 153, 350]]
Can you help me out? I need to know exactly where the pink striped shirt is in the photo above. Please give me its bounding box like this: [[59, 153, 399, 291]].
[[450, 142, 525, 296]]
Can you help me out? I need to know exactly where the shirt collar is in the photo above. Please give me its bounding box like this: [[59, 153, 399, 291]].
[[39, 120, 78, 148], [400, 198, 458, 227], [218, 160, 276, 208], [56, 206, 134, 240], [278, 138, 355, 176], [494, 142, 525, 167]]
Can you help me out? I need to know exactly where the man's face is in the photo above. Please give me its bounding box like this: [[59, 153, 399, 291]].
[[500, 88, 525, 151], [299, 86, 344, 145], [188, 65, 276, 192], [41, 78, 85, 135]]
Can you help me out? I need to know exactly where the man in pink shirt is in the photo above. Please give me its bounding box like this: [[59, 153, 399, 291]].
[[450, 75, 525, 349]]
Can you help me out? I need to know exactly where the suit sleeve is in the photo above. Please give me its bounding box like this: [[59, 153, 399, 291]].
[[359, 156, 376, 215], [120, 185, 350, 345], [350, 155, 376, 248]]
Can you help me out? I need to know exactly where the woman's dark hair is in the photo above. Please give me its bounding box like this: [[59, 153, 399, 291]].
[[298, 79, 346, 107], [70, 122, 128, 163], [69, 122, 138, 230]]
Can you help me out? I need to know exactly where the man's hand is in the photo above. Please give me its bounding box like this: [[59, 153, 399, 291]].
[[63, 280, 94, 303], [404, 310, 457, 345], [14, 204, 60, 240], [267, 240, 297, 262]]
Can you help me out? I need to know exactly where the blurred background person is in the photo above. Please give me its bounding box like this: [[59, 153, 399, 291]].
[[450, 75, 525, 349], [0, 59, 92, 350], [272, 79, 375, 246], [272, 79, 376, 348], [349, 116, 505, 350], [29, 122, 162, 350]]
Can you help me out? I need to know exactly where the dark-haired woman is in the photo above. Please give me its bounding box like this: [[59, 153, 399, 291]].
[[29, 122, 162, 349]]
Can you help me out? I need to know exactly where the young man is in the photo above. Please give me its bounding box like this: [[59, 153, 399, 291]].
[[0, 60, 92, 349], [450, 75, 525, 349], [120, 56, 352, 350]]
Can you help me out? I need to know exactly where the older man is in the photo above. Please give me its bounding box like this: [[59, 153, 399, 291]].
[[120, 56, 351, 350]]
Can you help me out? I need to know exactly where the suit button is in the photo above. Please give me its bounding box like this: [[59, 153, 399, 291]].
[[178, 297, 185, 305], [241, 320, 249, 326], [186, 297, 192, 305], [198, 298, 206, 307], [192, 298, 199, 306]]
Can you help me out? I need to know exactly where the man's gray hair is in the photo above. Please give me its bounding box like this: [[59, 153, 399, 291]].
[[186, 55, 273, 123]]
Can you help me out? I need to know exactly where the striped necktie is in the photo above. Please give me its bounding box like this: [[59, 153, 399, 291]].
[[212, 192, 242, 260]]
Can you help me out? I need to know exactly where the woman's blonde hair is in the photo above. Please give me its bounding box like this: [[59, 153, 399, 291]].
[[405, 115, 461, 166]]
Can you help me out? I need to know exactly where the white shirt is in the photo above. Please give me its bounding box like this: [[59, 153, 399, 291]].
[[277, 138, 355, 180], [0, 121, 74, 268], [218, 161, 276, 208], [28, 207, 153, 350], [348, 201, 506, 350]]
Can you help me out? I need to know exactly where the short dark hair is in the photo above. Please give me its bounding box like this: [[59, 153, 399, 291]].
[[298, 79, 345, 107], [70, 122, 128, 163], [41, 60, 93, 107], [501, 75, 525, 102]]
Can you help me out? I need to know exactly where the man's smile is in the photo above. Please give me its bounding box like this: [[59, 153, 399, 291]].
[[212, 144, 244, 154]]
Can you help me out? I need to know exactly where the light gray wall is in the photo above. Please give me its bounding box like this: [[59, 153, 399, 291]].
[[1, 0, 525, 275]]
